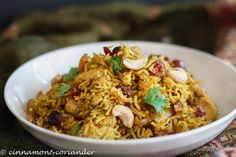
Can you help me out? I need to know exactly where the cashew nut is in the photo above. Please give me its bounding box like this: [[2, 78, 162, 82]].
[[123, 56, 148, 70], [112, 105, 134, 128], [167, 67, 187, 83]]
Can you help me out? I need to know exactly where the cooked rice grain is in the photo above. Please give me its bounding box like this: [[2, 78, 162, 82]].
[[26, 44, 218, 139]]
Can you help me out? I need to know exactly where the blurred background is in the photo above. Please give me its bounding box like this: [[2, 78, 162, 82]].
[[0, 0, 236, 156], [1, 0, 236, 65], [0, 0, 209, 30]]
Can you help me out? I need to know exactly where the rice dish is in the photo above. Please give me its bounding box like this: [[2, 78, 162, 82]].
[[26, 44, 218, 139]]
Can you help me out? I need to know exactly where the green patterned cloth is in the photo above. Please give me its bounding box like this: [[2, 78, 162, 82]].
[[0, 2, 235, 156]]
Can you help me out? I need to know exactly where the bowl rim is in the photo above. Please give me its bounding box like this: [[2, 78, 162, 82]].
[[4, 40, 236, 145]]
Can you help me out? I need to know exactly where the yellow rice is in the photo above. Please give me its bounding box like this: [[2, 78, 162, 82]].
[[26, 44, 218, 139]]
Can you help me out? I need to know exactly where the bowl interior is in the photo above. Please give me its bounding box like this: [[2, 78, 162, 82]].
[[4, 41, 236, 126]]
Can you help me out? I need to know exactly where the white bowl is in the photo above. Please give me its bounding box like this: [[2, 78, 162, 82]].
[[4, 41, 236, 157]]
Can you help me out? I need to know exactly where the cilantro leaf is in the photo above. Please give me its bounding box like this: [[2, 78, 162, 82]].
[[143, 87, 168, 113], [56, 83, 71, 97], [143, 87, 160, 104], [152, 95, 168, 113], [63, 67, 79, 81], [110, 56, 122, 73], [71, 124, 82, 135]]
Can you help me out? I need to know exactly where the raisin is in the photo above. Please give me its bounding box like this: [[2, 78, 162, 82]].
[[196, 106, 206, 117], [120, 85, 131, 97], [103, 47, 112, 55], [48, 111, 63, 126], [172, 60, 186, 69], [112, 46, 121, 55], [103, 46, 120, 56], [71, 87, 82, 97], [164, 56, 169, 61]]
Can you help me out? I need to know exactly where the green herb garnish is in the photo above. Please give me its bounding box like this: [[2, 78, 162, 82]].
[[56, 83, 71, 97], [71, 124, 82, 135], [110, 56, 122, 73], [143, 87, 168, 113], [63, 67, 79, 81]]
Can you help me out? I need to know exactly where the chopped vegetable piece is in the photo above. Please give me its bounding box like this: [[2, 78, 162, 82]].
[[143, 87, 168, 113], [48, 111, 63, 126], [56, 83, 71, 97], [63, 67, 79, 81], [71, 124, 82, 135], [149, 60, 165, 76], [110, 56, 122, 73]]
